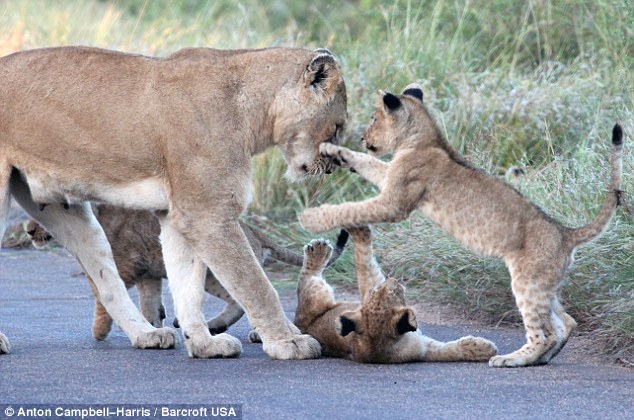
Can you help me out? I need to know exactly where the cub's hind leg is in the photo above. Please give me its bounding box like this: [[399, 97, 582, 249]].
[[422, 335, 498, 362], [9, 173, 176, 349], [136, 277, 165, 328], [536, 298, 577, 364], [85, 274, 114, 340], [489, 258, 564, 367]]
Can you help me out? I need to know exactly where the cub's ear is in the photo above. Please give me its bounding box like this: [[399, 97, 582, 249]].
[[336, 309, 363, 336], [378, 90, 402, 112], [401, 83, 423, 102], [304, 53, 341, 99], [394, 307, 417, 335]]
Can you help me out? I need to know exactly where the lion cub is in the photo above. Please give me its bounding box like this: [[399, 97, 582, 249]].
[[294, 226, 497, 363], [300, 84, 624, 367], [28, 205, 348, 340]]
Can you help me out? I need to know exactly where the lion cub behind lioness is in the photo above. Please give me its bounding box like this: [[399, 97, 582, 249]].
[[28, 205, 348, 341], [294, 226, 497, 363], [301, 84, 624, 367]]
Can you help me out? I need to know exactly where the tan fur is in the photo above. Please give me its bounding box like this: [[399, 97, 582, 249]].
[[300, 84, 623, 367], [27, 206, 348, 340], [293, 227, 497, 363], [0, 46, 347, 358]]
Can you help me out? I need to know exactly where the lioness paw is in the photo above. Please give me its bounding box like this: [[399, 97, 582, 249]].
[[299, 207, 333, 233], [262, 334, 321, 360], [132, 327, 177, 349], [185, 332, 242, 359], [0, 332, 10, 354], [304, 239, 333, 268]]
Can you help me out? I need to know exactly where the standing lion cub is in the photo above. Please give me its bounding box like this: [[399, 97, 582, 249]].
[[294, 226, 497, 363], [300, 83, 623, 367]]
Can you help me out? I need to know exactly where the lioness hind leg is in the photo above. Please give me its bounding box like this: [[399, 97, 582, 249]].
[[203, 274, 245, 335], [159, 218, 242, 358], [9, 174, 176, 349]]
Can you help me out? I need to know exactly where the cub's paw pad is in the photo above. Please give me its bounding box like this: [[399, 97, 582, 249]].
[[319, 143, 350, 168], [133, 327, 177, 349], [262, 334, 322, 360], [248, 330, 262, 343], [185, 332, 242, 358], [457, 336, 498, 361], [0, 332, 10, 354], [304, 239, 333, 266]]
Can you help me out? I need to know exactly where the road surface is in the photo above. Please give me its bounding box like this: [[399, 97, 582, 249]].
[[0, 249, 632, 419]]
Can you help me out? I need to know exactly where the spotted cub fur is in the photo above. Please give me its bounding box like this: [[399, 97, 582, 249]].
[[293, 226, 497, 363], [28, 205, 348, 340], [300, 83, 624, 367]]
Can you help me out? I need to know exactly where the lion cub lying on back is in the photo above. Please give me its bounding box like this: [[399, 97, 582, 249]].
[[300, 83, 623, 367], [29, 205, 348, 340], [295, 226, 497, 363]]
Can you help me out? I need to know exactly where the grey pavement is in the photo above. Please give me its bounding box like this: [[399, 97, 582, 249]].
[[0, 249, 632, 419]]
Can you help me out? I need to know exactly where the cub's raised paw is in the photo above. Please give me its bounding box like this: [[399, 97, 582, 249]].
[[133, 327, 177, 349], [184, 331, 242, 359], [262, 334, 322, 360], [319, 143, 352, 169], [0, 332, 10, 354], [304, 239, 333, 269], [456, 336, 498, 361], [299, 206, 334, 234]]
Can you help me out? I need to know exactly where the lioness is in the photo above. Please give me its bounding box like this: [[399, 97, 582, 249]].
[[300, 84, 623, 367], [0, 46, 347, 358], [295, 226, 497, 363], [26, 206, 348, 339]]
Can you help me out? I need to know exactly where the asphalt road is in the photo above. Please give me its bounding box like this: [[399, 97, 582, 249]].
[[0, 249, 632, 419]]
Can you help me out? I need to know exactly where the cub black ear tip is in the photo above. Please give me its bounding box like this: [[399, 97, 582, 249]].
[[383, 93, 401, 111]]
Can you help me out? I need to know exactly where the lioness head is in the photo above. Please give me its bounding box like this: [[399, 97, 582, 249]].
[[335, 277, 418, 361], [272, 49, 347, 181], [361, 83, 430, 156]]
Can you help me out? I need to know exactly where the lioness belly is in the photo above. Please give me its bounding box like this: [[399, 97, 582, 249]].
[[25, 172, 168, 210]]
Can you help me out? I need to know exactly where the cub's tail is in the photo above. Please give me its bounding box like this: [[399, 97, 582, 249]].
[[564, 124, 624, 249]]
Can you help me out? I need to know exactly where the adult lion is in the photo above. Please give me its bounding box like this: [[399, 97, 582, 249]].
[[0, 46, 347, 359]]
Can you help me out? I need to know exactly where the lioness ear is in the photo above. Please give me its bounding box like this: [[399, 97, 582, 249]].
[[401, 83, 423, 102], [394, 307, 417, 335], [336, 309, 363, 336], [381, 91, 402, 112], [304, 53, 341, 98]]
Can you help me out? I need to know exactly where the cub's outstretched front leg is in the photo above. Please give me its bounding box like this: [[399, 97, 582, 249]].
[[319, 143, 388, 190], [300, 193, 414, 234]]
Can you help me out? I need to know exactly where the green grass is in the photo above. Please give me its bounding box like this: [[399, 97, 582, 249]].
[[1, 0, 632, 362]]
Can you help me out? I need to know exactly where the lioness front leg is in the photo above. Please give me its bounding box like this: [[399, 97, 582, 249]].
[[159, 218, 242, 358], [163, 214, 320, 360], [9, 175, 176, 349], [319, 143, 388, 189], [300, 194, 411, 234]]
